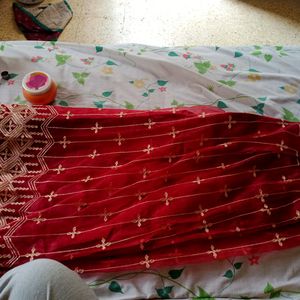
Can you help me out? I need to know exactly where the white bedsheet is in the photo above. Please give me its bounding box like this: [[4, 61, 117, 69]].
[[1, 42, 300, 121], [1, 41, 300, 299]]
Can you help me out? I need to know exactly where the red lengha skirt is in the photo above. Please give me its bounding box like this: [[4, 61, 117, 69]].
[[0, 104, 300, 274]]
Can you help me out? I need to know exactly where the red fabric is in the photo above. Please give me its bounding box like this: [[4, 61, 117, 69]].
[[1, 104, 300, 275], [13, 3, 61, 41]]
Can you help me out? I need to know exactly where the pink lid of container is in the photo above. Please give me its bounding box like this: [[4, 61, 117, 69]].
[[22, 71, 51, 95]]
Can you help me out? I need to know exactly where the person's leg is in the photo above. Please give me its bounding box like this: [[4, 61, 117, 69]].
[[0, 259, 98, 300]]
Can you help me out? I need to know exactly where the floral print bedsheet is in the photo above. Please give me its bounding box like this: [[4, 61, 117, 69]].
[[0, 41, 300, 299], [0, 42, 300, 121], [85, 246, 300, 300]]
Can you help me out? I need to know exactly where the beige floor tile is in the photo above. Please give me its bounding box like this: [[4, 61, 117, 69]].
[[79, 0, 124, 18], [0, 0, 299, 45], [73, 15, 126, 45], [58, 14, 78, 42], [0, 0, 24, 41], [65, 0, 82, 15]]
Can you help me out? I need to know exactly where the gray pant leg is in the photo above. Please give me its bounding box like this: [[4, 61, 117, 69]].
[[0, 259, 98, 300]]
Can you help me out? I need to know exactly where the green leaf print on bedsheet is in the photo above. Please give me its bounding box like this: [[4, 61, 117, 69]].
[[87, 255, 300, 299]]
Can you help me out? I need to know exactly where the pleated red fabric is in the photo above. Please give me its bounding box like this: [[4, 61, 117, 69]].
[[1, 104, 300, 274]]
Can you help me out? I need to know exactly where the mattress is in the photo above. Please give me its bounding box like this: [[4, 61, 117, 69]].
[[0, 41, 300, 300]]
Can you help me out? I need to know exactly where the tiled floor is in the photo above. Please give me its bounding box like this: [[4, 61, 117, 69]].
[[0, 0, 300, 45]]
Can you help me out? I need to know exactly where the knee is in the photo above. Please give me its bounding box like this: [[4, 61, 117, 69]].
[[2, 259, 75, 287], [1, 259, 69, 299], [22, 258, 66, 272], [20, 258, 78, 284], [22, 258, 63, 269], [0, 259, 97, 300]]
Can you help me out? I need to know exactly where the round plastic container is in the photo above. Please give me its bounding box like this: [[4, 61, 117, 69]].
[[22, 71, 57, 105]]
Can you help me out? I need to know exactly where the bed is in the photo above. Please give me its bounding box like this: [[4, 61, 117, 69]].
[[0, 41, 300, 300]]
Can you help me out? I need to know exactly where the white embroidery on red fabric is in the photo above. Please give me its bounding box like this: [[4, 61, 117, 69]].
[[142, 168, 150, 179], [140, 254, 154, 268], [74, 267, 84, 274], [168, 155, 175, 163], [32, 214, 46, 224], [193, 177, 202, 184], [207, 245, 220, 258], [96, 238, 111, 250], [258, 188, 271, 215], [82, 176, 92, 183], [162, 192, 173, 206], [59, 136, 70, 149], [144, 119, 155, 129], [227, 115, 235, 129], [91, 122, 102, 133], [278, 140, 287, 152], [115, 133, 125, 146], [139, 239, 145, 250], [3, 119, 17, 134], [112, 161, 119, 169], [257, 189, 268, 202], [278, 119, 286, 128], [197, 205, 208, 217], [0, 208, 15, 213], [199, 135, 204, 147], [103, 209, 111, 222], [170, 127, 178, 139], [137, 192, 146, 201], [200, 220, 211, 233], [252, 165, 257, 177], [119, 111, 126, 118], [89, 150, 99, 159], [199, 112, 206, 118], [67, 227, 81, 239], [194, 150, 201, 163], [224, 185, 229, 198], [0, 190, 14, 205], [64, 111, 73, 119], [220, 163, 226, 169], [45, 191, 57, 202], [25, 246, 40, 261], [0, 254, 11, 260], [20, 108, 32, 118], [261, 204, 272, 215], [17, 133, 31, 148], [77, 203, 88, 211], [54, 164, 65, 174], [281, 175, 291, 183], [143, 145, 154, 154], [0, 148, 12, 161], [273, 233, 286, 247], [134, 215, 146, 227]]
